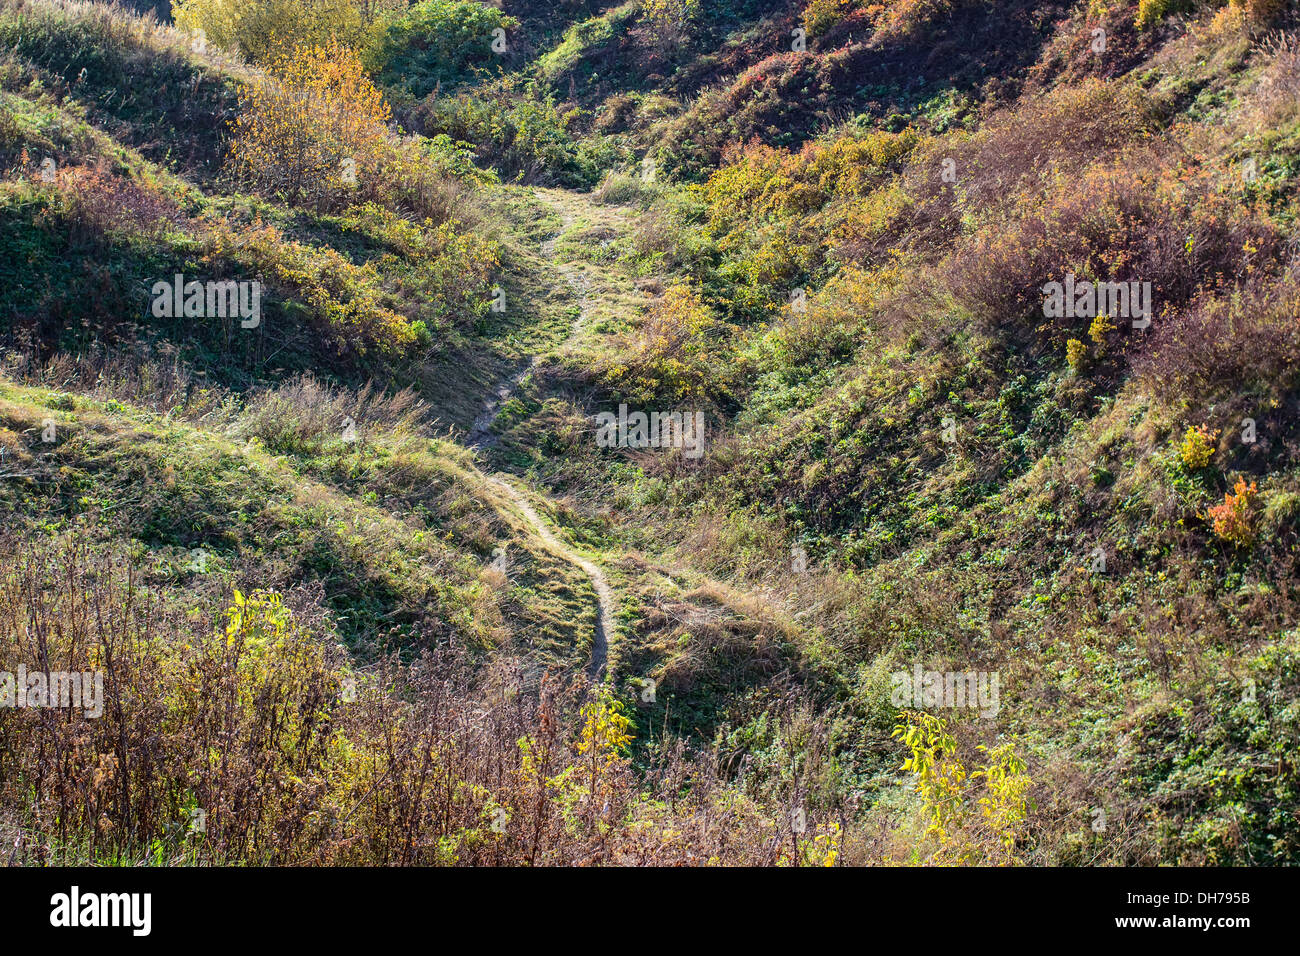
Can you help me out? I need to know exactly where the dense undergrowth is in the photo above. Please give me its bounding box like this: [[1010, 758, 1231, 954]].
[[2, 0, 1299, 865]]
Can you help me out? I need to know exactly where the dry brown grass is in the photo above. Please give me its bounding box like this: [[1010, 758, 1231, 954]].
[[0, 534, 868, 866]]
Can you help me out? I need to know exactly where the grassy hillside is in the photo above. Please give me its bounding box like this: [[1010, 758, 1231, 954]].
[[2, 0, 1299, 866]]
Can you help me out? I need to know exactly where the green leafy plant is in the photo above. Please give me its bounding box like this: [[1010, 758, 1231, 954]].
[[364, 0, 517, 98]]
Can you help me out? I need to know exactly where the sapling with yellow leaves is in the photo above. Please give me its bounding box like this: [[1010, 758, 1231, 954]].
[[894, 711, 1034, 863]]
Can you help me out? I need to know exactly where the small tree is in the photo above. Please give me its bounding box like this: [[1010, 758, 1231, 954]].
[[226, 40, 391, 210], [804, 0, 859, 38], [173, 0, 372, 65], [894, 712, 1034, 863], [641, 0, 699, 53], [577, 689, 634, 804], [894, 711, 966, 845]]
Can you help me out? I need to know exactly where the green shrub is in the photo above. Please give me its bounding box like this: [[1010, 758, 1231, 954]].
[[803, 0, 860, 38], [411, 80, 600, 186], [365, 0, 517, 98]]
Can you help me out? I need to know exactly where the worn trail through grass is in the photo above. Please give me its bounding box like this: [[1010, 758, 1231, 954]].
[[468, 187, 624, 678]]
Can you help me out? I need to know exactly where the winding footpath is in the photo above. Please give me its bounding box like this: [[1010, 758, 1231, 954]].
[[482, 473, 612, 678], [468, 190, 615, 679]]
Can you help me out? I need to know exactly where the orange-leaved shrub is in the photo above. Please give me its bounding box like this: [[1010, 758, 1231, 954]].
[[1209, 478, 1260, 549], [227, 38, 469, 222]]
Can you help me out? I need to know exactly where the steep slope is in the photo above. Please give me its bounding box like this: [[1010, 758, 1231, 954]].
[[473, 0, 1300, 864], [4, 0, 1300, 867]]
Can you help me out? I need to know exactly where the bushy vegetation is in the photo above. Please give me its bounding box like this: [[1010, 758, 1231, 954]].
[[480, 0, 1300, 866], [4, 0, 1300, 868], [408, 78, 604, 186], [365, 0, 517, 98], [172, 0, 405, 65], [227, 40, 393, 210], [0, 540, 803, 865], [0, 0, 504, 382]]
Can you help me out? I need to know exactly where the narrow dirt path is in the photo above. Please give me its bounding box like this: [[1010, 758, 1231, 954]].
[[482, 473, 611, 677], [465, 361, 537, 449], [466, 199, 578, 448], [469, 189, 614, 678]]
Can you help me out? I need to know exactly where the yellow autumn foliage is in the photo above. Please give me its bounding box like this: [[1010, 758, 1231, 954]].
[[173, 0, 377, 66], [227, 40, 391, 211]]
